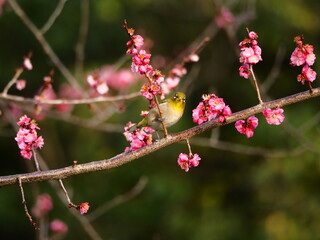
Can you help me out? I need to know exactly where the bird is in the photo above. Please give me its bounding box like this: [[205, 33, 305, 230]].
[[129, 92, 186, 132]]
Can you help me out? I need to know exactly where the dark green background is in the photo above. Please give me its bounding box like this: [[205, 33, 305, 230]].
[[1, 0, 320, 239]]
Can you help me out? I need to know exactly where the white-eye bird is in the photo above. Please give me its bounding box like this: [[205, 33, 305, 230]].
[[129, 92, 186, 131]]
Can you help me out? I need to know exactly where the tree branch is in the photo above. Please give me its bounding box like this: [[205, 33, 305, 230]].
[[1, 88, 319, 187], [0, 92, 140, 105]]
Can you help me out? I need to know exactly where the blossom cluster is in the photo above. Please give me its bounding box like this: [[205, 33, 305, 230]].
[[192, 94, 232, 125], [15, 115, 44, 159], [125, 27, 152, 74], [290, 35, 316, 85], [239, 31, 262, 79], [124, 23, 165, 101], [177, 153, 201, 172], [235, 115, 259, 138], [123, 122, 154, 151]]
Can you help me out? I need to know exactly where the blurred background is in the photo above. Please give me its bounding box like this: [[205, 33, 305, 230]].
[[1, 0, 320, 239]]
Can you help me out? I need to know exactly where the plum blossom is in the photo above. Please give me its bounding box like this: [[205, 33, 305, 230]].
[[263, 107, 285, 125], [177, 153, 201, 172], [192, 94, 232, 124], [235, 115, 259, 138], [215, 7, 234, 28], [56, 83, 81, 113], [15, 115, 44, 159], [87, 74, 109, 95], [16, 79, 26, 90], [23, 56, 33, 70], [50, 219, 68, 234], [79, 202, 90, 214], [290, 35, 316, 85], [161, 64, 187, 95], [31, 193, 53, 218], [123, 122, 154, 151], [238, 30, 262, 78]]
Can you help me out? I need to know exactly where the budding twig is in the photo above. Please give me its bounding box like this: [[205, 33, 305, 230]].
[[249, 64, 263, 104], [58, 179, 77, 208], [18, 177, 39, 230], [186, 139, 193, 156], [32, 150, 41, 171], [307, 81, 314, 94], [2, 68, 24, 96]]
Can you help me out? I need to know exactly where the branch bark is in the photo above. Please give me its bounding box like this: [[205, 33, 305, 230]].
[[1, 88, 319, 187]]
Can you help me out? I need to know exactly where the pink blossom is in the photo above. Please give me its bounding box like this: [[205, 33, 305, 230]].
[[32, 193, 53, 218], [177, 153, 201, 172], [127, 34, 144, 49], [290, 43, 316, 67], [248, 31, 258, 39], [238, 30, 262, 78], [86, 74, 109, 95], [263, 107, 285, 125], [15, 115, 44, 159], [16, 79, 26, 90], [107, 69, 137, 91], [23, 57, 33, 70], [123, 122, 155, 151], [188, 54, 200, 62], [96, 82, 109, 95], [161, 77, 180, 94], [239, 64, 251, 79], [79, 202, 90, 214], [290, 36, 317, 86], [235, 115, 258, 138], [215, 7, 234, 28], [140, 83, 163, 101], [56, 83, 81, 113], [130, 49, 153, 75], [50, 219, 68, 234], [189, 154, 201, 167], [301, 65, 316, 82], [161, 64, 187, 94], [177, 153, 190, 172], [193, 94, 232, 124]]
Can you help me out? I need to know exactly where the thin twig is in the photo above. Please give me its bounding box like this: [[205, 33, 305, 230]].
[[58, 179, 77, 208], [32, 149, 41, 171], [18, 177, 39, 230], [249, 64, 263, 104], [2, 87, 320, 186], [8, 0, 83, 93], [40, 0, 68, 34], [185, 139, 193, 156], [75, 0, 89, 79], [2, 68, 24, 95], [0, 91, 140, 105], [307, 81, 313, 94]]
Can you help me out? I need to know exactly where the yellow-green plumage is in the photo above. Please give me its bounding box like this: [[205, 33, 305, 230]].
[[131, 92, 186, 131]]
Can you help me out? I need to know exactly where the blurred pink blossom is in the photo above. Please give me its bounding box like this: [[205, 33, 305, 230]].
[[32, 193, 52, 218]]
